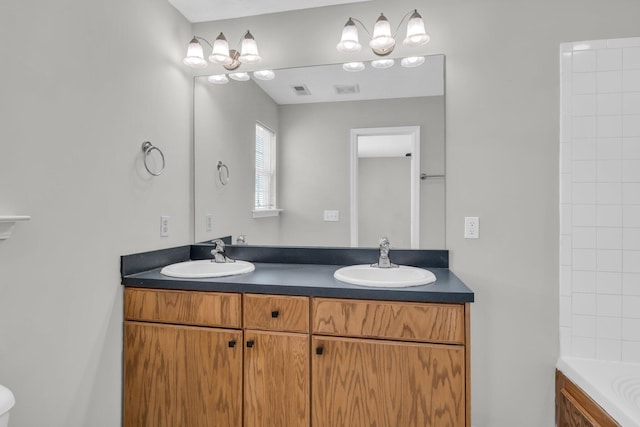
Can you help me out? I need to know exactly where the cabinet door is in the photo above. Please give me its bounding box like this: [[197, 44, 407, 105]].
[[244, 330, 310, 427], [124, 321, 242, 427], [312, 336, 465, 427]]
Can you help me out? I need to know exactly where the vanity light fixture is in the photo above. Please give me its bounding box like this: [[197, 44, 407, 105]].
[[343, 62, 365, 72], [337, 9, 429, 57], [228, 72, 250, 81], [253, 70, 275, 81], [207, 74, 229, 84], [400, 56, 425, 68], [183, 30, 262, 71], [371, 58, 395, 69]]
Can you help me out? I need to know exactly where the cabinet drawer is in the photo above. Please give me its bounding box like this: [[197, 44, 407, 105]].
[[312, 298, 465, 344], [244, 294, 309, 333], [124, 288, 241, 328]]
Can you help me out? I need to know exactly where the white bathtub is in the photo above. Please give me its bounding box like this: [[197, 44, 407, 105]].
[[557, 357, 640, 427]]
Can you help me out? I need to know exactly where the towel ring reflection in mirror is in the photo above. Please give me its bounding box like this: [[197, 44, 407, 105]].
[[142, 141, 165, 176], [218, 161, 230, 185]]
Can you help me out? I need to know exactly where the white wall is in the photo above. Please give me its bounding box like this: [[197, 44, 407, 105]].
[[560, 37, 640, 363], [0, 1, 191, 426]]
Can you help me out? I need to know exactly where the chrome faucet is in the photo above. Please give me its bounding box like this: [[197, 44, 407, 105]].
[[372, 237, 398, 269], [236, 234, 247, 245], [210, 239, 235, 263]]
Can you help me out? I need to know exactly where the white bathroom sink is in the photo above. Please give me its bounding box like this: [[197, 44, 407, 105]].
[[160, 260, 255, 278], [333, 264, 436, 288]]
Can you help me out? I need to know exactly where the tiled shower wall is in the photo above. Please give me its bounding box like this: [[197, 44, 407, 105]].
[[560, 37, 640, 363]]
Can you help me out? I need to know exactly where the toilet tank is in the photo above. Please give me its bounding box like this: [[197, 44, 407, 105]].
[[0, 385, 15, 427]]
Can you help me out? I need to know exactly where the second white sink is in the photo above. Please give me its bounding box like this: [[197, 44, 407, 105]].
[[334, 264, 436, 288], [160, 260, 255, 278]]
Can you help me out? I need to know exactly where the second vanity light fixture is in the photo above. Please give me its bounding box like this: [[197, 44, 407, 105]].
[[183, 30, 262, 70]]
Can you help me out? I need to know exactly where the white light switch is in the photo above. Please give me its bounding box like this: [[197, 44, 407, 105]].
[[161, 215, 170, 237], [324, 210, 340, 222]]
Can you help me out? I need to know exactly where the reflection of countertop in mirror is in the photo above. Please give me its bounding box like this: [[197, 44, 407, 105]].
[[121, 245, 474, 303]]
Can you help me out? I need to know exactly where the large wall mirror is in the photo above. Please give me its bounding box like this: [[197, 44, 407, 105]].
[[194, 54, 445, 249]]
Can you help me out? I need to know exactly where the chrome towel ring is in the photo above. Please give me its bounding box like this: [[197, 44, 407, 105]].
[[217, 161, 230, 185], [142, 141, 165, 176]]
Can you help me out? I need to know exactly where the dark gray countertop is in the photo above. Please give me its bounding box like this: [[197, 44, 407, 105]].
[[122, 262, 474, 303]]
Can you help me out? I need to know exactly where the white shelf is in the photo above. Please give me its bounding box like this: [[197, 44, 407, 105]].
[[0, 216, 31, 240]]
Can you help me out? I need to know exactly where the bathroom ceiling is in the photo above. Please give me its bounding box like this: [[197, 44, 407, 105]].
[[168, 0, 371, 23]]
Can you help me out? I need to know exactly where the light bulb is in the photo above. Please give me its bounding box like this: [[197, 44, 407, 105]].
[[400, 56, 425, 68], [343, 62, 365, 72], [403, 10, 430, 47], [336, 18, 361, 53], [207, 74, 229, 84], [371, 59, 395, 69], [229, 72, 250, 81], [253, 70, 275, 80], [183, 37, 208, 69]]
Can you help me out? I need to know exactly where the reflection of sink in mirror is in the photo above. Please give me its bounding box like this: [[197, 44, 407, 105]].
[[334, 264, 436, 288], [160, 260, 255, 278]]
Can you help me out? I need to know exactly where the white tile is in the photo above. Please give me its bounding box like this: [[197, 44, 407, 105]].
[[623, 251, 640, 273], [623, 47, 640, 69], [597, 317, 623, 339], [560, 327, 571, 356], [623, 272, 640, 295], [561, 174, 572, 203], [572, 336, 596, 358], [622, 318, 640, 340], [623, 69, 640, 92], [572, 315, 596, 337], [623, 295, 640, 318], [623, 160, 640, 182], [560, 297, 572, 327], [597, 249, 622, 272], [623, 115, 640, 137], [572, 161, 597, 182], [596, 271, 622, 294], [623, 183, 640, 205], [574, 50, 597, 72], [573, 249, 597, 271], [597, 227, 623, 249], [574, 41, 607, 50], [597, 183, 622, 204], [623, 205, 640, 227], [574, 270, 597, 293], [597, 93, 622, 116], [621, 341, 640, 363], [560, 266, 572, 296], [596, 338, 622, 361], [573, 139, 597, 160], [561, 235, 572, 266], [573, 204, 597, 227], [598, 71, 622, 93], [598, 205, 622, 227], [597, 160, 622, 182], [573, 227, 596, 248], [597, 294, 622, 316], [624, 228, 640, 250], [561, 112, 572, 142], [561, 204, 573, 233], [598, 116, 623, 138], [596, 138, 622, 159], [573, 293, 597, 314], [561, 142, 572, 172], [598, 48, 622, 71], [623, 93, 640, 115], [573, 94, 597, 116], [574, 72, 597, 94], [573, 116, 597, 138], [573, 183, 597, 203], [608, 37, 640, 49], [623, 137, 640, 159]]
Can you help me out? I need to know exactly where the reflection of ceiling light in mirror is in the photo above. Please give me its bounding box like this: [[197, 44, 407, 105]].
[[229, 72, 250, 81], [401, 56, 425, 68], [343, 62, 365, 72], [207, 74, 229, 84], [253, 70, 275, 80], [371, 59, 395, 69]]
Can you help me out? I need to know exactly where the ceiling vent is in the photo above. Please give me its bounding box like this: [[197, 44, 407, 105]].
[[335, 84, 360, 95], [291, 84, 311, 96]]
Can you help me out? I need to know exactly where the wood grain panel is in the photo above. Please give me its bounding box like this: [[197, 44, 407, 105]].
[[244, 294, 310, 333], [244, 330, 310, 427], [124, 321, 242, 427], [556, 370, 620, 427], [312, 336, 465, 427], [124, 288, 241, 328], [312, 298, 465, 344]]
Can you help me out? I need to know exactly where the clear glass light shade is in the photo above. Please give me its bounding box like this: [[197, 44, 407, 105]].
[[400, 56, 426, 68], [253, 70, 275, 80], [371, 59, 395, 69], [403, 11, 430, 46], [239, 31, 262, 64], [229, 72, 250, 81], [209, 33, 232, 65], [343, 62, 365, 72], [336, 19, 361, 53], [183, 38, 208, 69], [207, 74, 229, 84], [369, 14, 395, 51]]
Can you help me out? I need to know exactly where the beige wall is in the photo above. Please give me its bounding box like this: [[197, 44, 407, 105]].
[[0, 0, 191, 426]]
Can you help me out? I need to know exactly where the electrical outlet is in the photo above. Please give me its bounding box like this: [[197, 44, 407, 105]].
[[206, 214, 213, 232], [324, 210, 340, 222], [160, 215, 170, 237], [464, 216, 479, 239]]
